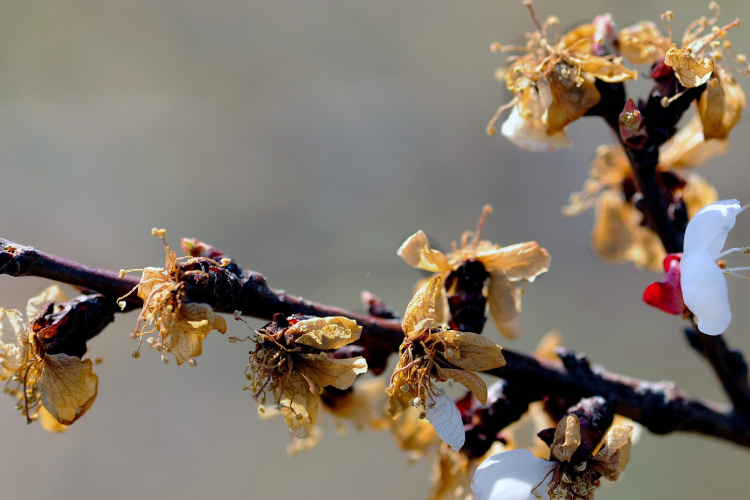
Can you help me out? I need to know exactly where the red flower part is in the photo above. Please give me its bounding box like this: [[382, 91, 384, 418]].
[[643, 253, 685, 315]]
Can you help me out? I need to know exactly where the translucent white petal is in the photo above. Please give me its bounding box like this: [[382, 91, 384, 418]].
[[425, 393, 465, 452], [472, 449, 556, 500], [683, 199, 741, 259], [681, 249, 731, 335]]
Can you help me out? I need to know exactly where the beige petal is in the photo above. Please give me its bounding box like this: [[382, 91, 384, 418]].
[[289, 317, 362, 350], [297, 353, 368, 390], [438, 330, 505, 371], [181, 302, 226, 335], [436, 366, 488, 405], [501, 87, 572, 151], [398, 231, 453, 273], [595, 425, 634, 481], [326, 377, 391, 431], [545, 67, 601, 135], [550, 414, 581, 462], [387, 357, 413, 416], [0, 308, 29, 375], [136, 268, 171, 301], [402, 276, 442, 336], [682, 173, 719, 219], [533, 330, 562, 361], [391, 407, 438, 458], [427, 445, 472, 500], [574, 54, 638, 83], [27, 285, 68, 321], [287, 425, 324, 458], [619, 21, 668, 65], [39, 406, 69, 433], [274, 371, 319, 439], [659, 115, 728, 169], [414, 276, 449, 326], [168, 328, 203, 366], [476, 241, 550, 281], [39, 354, 98, 425], [698, 72, 745, 140], [664, 44, 714, 88], [487, 272, 523, 339]]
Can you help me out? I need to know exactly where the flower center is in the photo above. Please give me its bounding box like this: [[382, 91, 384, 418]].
[[533, 459, 602, 499]]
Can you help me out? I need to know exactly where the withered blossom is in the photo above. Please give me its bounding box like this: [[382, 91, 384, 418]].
[[238, 314, 367, 439], [398, 206, 550, 338], [564, 143, 718, 271], [387, 276, 506, 451], [0, 286, 98, 431], [487, 3, 637, 150], [119, 229, 229, 365]]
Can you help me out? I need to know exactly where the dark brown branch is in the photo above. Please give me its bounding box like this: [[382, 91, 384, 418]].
[[2, 238, 750, 447]]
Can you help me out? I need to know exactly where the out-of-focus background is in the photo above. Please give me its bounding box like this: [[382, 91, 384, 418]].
[[1, 0, 749, 498]]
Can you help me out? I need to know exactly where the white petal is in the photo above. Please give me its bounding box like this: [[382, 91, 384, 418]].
[[472, 449, 556, 500], [500, 89, 571, 152], [681, 249, 731, 335], [425, 393, 465, 452], [683, 199, 742, 259]]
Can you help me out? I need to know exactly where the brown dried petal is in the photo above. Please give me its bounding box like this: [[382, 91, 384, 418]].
[[533, 330, 563, 361], [698, 73, 746, 140], [297, 353, 368, 390], [575, 55, 639, 83], [168, 328, 203, 366], [398, 231, 453, 273], [274, 371, 319, 439], [487, 272, 523, 339], [26, 285, 67, 322], [39, 354, 98, 425], [501, 86, 572, 151], [659, 115, 728, 169], [436, 366, 488, 405], [427, 445, 472, 500], [595, 425, 633, 481], [664, 44, 714, 88], [475, 241, 550, 281], [290, 317, 362, 350], [387, 357, 413, 416], [545, 68, 601, 135], [287, 426, 324, 458], [413, 276, 450, 326], [402, 276, 442, 336], [438, 330, 505, 371], [550, 414, 581, 462]]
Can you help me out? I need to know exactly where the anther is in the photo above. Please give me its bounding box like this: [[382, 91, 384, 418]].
[[188, 359, 197, 367], [161, 354, 169, 364], [418, 411, 426, 419], [575, 461, 587, 472], [132, 351, 141, 359]]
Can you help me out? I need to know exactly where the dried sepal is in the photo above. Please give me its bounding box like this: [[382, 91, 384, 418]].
[[550, 414, 582, 462], [288, 316, 362, 350], [397, 230, 452, 273], [297, 353, 367, 390], [437, 330, 505, 372], [664, 43, 715, 88], [402, 276, 442, 336], [39, 354, 98, 425]]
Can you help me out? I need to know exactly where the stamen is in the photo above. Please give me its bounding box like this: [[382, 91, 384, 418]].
[[723, 266, 750, 278], [662, 11, 674, 45], [486, 97, 518, 136], [523, 0, 543, 33], [471, 204, 493, 248], [716, 247, 750, 258]]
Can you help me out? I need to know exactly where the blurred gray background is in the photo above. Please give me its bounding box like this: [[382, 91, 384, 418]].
[[1, 0, 749, 498]]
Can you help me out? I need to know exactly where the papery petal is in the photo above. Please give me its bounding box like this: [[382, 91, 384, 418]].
[[501, 88, 572, 152], [289, 316, 362, 350], [326, 377, 391, 431], [664, 44, 714, 88], [550, 414, 581, 462], [297, 353, 367, 390], [472, 449, 556, 500], [438, 330, 506, 371], [475, 241, 550, 281], [0, 308, 29, 375], [398, 231, 453, 273], [425, 393, 465, 452], [487, 272, 523, 339], [436, 366, 489, 405], [659, 115, 728, 169], [698, 71, 746, 140], [387, 357, 413, 416], [545, 67, 601, 134], [683, 199, 742, 259], [682, 172, 719, 219], [274, 371, 319, 439], [38, 406, 69, 433], [574, 55, 638, 83], [391, 407, 437, 458], [39, 354, 98, 425], [619, 21, 668, 65], [681, 249, 731, 335], [402, 276, 441, 335], [26, 285, 68, 322], [287, 425, 324, 458]]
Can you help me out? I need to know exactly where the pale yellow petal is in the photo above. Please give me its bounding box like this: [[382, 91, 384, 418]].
[[387, 357, 413, 416], [664, 44, 714, 88], [533, 330, 562, 361], [0, 308, 29, 375], [438, 330, 505, 371], [619, 21, 668, 65], [27, 285, 68, 321], [289, 317, 362, 350], [414, 276, 450, 326], [574, 55, 638, 83], [427, 445, 473, 500], [402, 276, 442, 336], [595, 425, 634, 481], [297, 353, 368, 390], [391, 406, 438, 458], [698, 72, 745, 140], [167, 328, 203, 366], [476, 241, 550, 281], [545, 67, 601, 134], [398, 231, 453, 273], [39, 405, 69, 433], [39, 354, 98, 425], [326, 377, 391, 431], [550, 414, 581, 462], [487, 272, 523, 339], [436, 366, 488, 405], [660, 115, 728, 169], [287, 425, 324, 458], [274, 371, 319, 439]]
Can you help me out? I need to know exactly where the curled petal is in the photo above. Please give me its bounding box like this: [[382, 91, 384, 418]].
[[438, 330, 505, 371], [681, 249, 731, 336], [289, 317, 362, 350], [39, 354, 98, 425], [387, 357, 413, 416], [487, 272, 523, 339], [501, 88, 572, 152], [472, 449, 556, 500], [660, 116, 728, 169], [476, 241, 550, 281], [39, 406, 69, 433], [274, 371, 319, 439], [545, 67, 601, 134], [436, 366, 489, 405], [619, 21, 668, 65], [550, 414, 581, 462], [664, 44, 714, 88], [574, 54, 638, 83], [398, 231, 452, 273], [297, 353, 368, 390], [595, 425, 634, 481], [683, 199, 742, 259], [425, 393, 465, 452], [698, 72, 746, 140], [402, 276, 442, 336], [27, 285, 68, 322], [0, 308, 29, 375]]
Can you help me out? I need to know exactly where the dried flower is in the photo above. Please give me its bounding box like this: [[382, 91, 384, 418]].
[[387, 276, 506, 451], [119, 229, 229, 365], [487, 3, 637, 149], [681, 199, 748, 335], [239, 314, 367, 438], [0, 286, 98, 430], [619, 21, 670, 65], [398, 205, 550, 338]]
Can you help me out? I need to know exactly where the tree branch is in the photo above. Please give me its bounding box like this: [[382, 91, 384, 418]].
[[2, 237, 750, 447]]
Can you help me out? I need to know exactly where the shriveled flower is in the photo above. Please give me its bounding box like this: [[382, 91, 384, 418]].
[[238, 313, 367, 439], [487, 3, 637, 150], [398, 205, 550, 338], [387, 276, 506, 452], [0, 286, 98, 430], [564, 144, 718, 271], [472, 415, 634, 500], [119, 229, 229, 365], [681, 199, 749, 335]]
